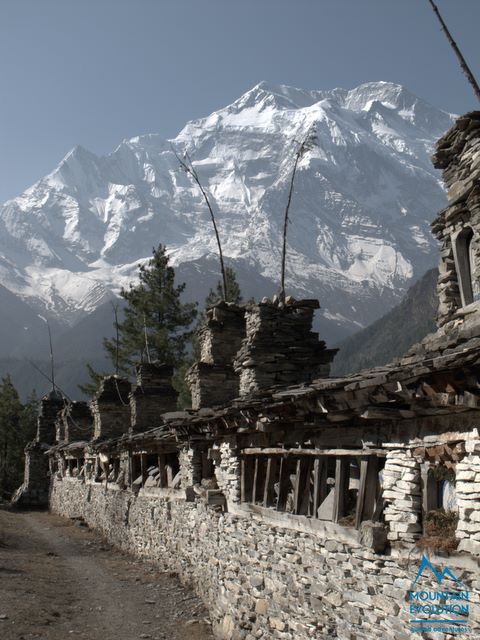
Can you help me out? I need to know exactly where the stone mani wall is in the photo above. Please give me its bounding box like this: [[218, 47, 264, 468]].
[[49, 477, 480, 640]]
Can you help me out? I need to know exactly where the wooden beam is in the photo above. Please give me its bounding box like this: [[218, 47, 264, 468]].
[[241, 447, 387, 457], [333, 458, 349, 523], [312, 458, 328, 518]]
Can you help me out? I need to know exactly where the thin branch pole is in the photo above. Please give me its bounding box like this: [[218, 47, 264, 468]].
[[143, 312, 151, 363], [427, 0, 480, 103], [27, 360, 72, 403], [111, 302, 120, 375], [47, 321, 56, 393], [172, 147, 228, 300], [280, 149, 302, 301]]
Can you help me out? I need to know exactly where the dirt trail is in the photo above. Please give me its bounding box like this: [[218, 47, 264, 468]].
[[0, 509, 213, 640]]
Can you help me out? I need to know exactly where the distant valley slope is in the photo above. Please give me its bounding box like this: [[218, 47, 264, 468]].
[[332, 268, 438, 376]]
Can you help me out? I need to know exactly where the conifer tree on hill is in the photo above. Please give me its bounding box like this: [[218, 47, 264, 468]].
[[79, 244, 197, 396], [0, 377, 38, 498]]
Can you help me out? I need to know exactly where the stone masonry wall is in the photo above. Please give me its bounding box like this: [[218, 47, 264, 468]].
[[456, 451, 480, 555], [383, 451, 422, 545], [50, 478, 480, 640]]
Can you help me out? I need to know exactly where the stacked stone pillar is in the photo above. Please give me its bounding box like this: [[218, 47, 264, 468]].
[[56, 401, 93, 443], [130, 362, 178, 433], [91, 376, 132, 440], [12, 391, 64, 508], [383, 450, 422, 545], [233, 298, 337, 396], [186, 302, 246, 409]]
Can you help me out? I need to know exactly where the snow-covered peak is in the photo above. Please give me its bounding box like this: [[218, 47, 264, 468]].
[[0, 81, 455, 340]]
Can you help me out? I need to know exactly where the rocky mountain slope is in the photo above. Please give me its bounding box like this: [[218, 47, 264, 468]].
[[0, 81, 454, 346], [332, 268, 438, 376]]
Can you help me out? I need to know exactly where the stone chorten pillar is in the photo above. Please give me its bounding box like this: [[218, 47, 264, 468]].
[[12, 390, 64, 508], [130, 362, 178, 433], [233, 297, 337, 396], [91, 376, 132, 440], [56, 401, 93, 444], [186, 301, 246, 409]]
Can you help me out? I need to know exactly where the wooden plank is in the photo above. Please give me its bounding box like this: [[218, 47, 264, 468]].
[[276, 457, 291, 512], [263, 457, 279, 507], [242, 447, 387, 457], [333, 458, 349, 523], [140, 454, 147, 487]]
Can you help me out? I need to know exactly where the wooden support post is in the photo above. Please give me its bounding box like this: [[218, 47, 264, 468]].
[[157, 453, 167, 488], [421, 463, 438, 524], [363, 456, 379, 522], [276, 457, 291, 512], [128, 451, 133, 488], [252, 457, 266, 504], [294, 458, 313, 515], [355, 459, 369, 530], [241, 456, 255, 503], [140, 454, 147, 487], [333, 458, 349, 523], [312, 458, 328, 518], [263, 457, 279, 507]]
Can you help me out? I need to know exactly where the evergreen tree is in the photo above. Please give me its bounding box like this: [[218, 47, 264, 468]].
[[204, 267, 243, 307], [80, 245, 197, 395], [0, 377, 37, 499]]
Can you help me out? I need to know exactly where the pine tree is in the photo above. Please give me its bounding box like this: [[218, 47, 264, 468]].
[[0, 377, 37, 499], [205, 267, 243, 307], [80, 245, 197, 395]]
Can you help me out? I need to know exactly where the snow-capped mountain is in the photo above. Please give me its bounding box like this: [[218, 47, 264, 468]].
[[0, 81, 454, 340]]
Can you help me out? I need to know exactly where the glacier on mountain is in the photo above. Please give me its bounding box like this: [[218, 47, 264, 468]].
[[0, 81, 454, 340]]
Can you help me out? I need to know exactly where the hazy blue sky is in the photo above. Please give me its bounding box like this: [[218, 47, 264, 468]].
[[1, 0, 479, 202]]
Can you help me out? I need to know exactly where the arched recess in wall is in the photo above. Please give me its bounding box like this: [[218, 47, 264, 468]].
[[454, 226, 475, 307]]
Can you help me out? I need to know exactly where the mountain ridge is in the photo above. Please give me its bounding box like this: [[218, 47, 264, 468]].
[[0, 80, 454, 343]]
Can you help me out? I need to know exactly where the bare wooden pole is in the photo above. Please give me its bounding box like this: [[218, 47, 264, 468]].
[[280, 125, 316, 301], [110, 301, 120, 374], [47, 321, 56, 393], [172, 147, 229, 301], [280, 150, 301, 302], [427, 0, 480, 103]]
